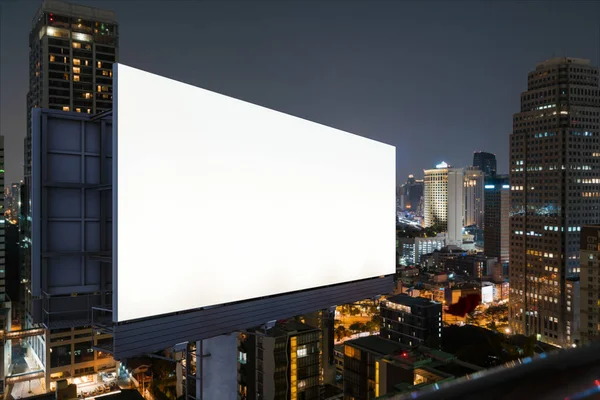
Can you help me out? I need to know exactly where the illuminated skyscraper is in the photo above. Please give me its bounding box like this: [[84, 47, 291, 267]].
[[424, 163, 463, 246], [509, 57, 600, 347], [580, 226, 600, 345], [399, 174, 424, 214], [464, 167, 484, 229], [22, 0, 118, 391], [484, 175, 510, 271]]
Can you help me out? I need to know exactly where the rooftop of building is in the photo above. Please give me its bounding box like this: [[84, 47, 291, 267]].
[[24, 389, 143, 400], [535, 57, 591, 69], [345, 335, 407, 356], [254, 319, 319, 338], [33, 0, 117, 27], [386, 294, 437, 307]]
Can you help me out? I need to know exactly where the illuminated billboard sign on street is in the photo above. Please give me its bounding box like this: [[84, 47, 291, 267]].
[[113, 64, 395, 322]]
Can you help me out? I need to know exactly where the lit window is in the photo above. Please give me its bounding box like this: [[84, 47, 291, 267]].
[[63, 57, 67, 63], [73, 67, 80, 74], [97, 61, 102, 68], [84, 93, 92, 99], [75, 108, 81, 113], [73, 58, 81, 66], [73, 75, 80, 82], [102, 70, 109, 76], [50, 55, 55, 62], [62, 106, 70, 112], [97, 85, 102, 92], [297, 346, 308, 358], [72, 42, 81, 49], [63, 73, 69, 80], [87, 109, 91, 114]]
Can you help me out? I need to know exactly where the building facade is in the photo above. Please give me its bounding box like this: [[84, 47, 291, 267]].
[[424, 163, 449, 229], [447, 168, 464, 246], [399, 175, 424, 215], [4, 183, 20, 225], [509, 57, 600, 347], [472, 151, 497, 179], [424, 163, 463, 245], [484, 175, 510, 269], [20, 0, 119, 392], [580, 226, 600, 344], [464, 167, 484, 229], [398, 236, 446, 266], [342, 336, 480, 400], [0, 136, 5, 305], [380, 295, 442, 348], [238, 320, 322, 400]]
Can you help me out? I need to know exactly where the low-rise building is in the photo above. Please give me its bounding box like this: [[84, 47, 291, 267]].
[[380, 295, 442, 348], [238, 320, 321, 400], [343, 336, 481, 400], [398, 236, 446, 266]]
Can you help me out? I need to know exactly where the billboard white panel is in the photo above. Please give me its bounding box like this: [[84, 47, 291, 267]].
[[114, 64, 395, 322]]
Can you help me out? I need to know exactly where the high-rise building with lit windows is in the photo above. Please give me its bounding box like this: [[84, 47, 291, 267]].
[[25, 0, 117, 175], [484, 175, 510, 273], [464, 167, 484, 229], [509, 57, 600, 348], [21, 0, 118, 392], [580, 226, 600, 345], [424, 163, 464, 246], [238, 320, 322, 400]]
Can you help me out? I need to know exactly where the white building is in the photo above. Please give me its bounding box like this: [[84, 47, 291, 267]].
[[464, 167, 484, 228], [398, 235, 446, 266], [447, 168, 464, 246], [424, 163, 464, 246]]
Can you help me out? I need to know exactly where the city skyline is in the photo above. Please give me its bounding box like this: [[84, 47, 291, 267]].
[[4, 1, 600, 399], [0, 0, 599, 185]]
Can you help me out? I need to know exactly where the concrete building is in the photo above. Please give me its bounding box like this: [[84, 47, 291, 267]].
[[0, 136, 5, 305], [472, 151, 497, 179], [483, 175, 510, 276], [398, 236, 446, 266], [5, 183, 20, 225], [399, 175, 424, 215], [463, 167, 484, 229], [19, 0, 119, 392], [239, 320, 322, 400], [424, 163, 449, 229], [342, 336, 481, 400], [447, 168, 464, 246], [445, 253, 496, 280], [424, 163, 463, 245], [5, 222, 20, 325], [509, 57, 600, 347], [380, 295, 442, 348], [580, 226, 600, 344]]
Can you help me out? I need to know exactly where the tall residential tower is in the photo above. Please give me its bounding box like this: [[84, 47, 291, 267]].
[[509, 57, 600, 347], [22, 0, 118, 391], [424, 163, 464, 246]]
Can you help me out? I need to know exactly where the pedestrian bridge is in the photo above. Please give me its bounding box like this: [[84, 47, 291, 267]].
[[0, 327, 45, 340], [6, 370, 45, 385]]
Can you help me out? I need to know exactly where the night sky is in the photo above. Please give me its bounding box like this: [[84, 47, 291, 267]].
[[1, 0, 599, 186]]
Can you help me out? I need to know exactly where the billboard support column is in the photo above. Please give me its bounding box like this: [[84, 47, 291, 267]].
[[196, 340, 202, 400]]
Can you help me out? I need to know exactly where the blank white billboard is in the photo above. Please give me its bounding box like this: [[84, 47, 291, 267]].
[[113, 64, 395, 322]]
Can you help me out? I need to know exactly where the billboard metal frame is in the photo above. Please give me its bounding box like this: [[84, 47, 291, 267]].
[[33, 104, 394, 360]]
